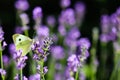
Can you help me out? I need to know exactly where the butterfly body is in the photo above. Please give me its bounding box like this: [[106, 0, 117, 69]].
[[12, 34, 33, 56]]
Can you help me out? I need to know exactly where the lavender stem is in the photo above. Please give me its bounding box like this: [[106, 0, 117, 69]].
[[20, 68, 23, 80], [0, 42, 5, 80]]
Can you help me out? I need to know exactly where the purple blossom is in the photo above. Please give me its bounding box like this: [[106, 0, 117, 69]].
[[67, 54, 80, 72], [16, 56, 28, 69], [2, 41, 7, 50], [46, 15, 56, 27], [43, 66, 48, 74], [67, 77, 75, 80], [29, 73, 40, 80], [55, 73, 63, 80], [15, 0, 29, 11], [60, 0, 71, 8], [58, 25, 66, 36], [36, 25, 49, 39], [59, 8, 76, 26], [101, 15, 110, 33], [14, 26, 23, 34], [3, 55, 9, 66], [67, 27, 80, 40], [32, 37, 52, 61], [77, 38, 90, 49], [74, 2, 85, 15], [20, 13, 29, 25], [33, 7, 42, 20], [9, 43, 16, 56], [51, 46, 65, 60], [0, 68, 6, 76], [55, 63, 62, 70], [100, 34, 110, 43], [0, 27, 4, 41], [13, 50, 28, 69], [14, 74, 28, 80]]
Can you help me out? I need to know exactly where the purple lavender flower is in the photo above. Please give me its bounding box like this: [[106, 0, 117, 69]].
[[59, 8, 76, 26], [32, 37, 52, 61], [36, 25, 49, 39], [20, 13, 29, 25], [3, 55, 9, 66], [77, 38, 90, 49], [67, 27, 80, 40], [0, 27, 4, 41], [74, 2, 86, 26], [100, 34, 110, 43], [46, 15, 56, 27], [9, 43, 16, 56], [14, 26, 23, 34], [14, 74, 19, 80], [101, 15, 110, 33], [67, 77, 74, 80], [67, 54, 80, 72], [74, 2, 85, 15], [55, 63, 62, 70], [14, 74, 28, 80], [58, 25, 66, 36], [13, 50, 28, 69], [16, 56, 28, 69], [51, 46, 65, 60], [54, 73, 63, 80], [33, 7, 42, 20], [29, 73, 40, 80], [60, 0, 71, 8], [2, 41, 7, 50], [79, 72, 85, 80], [15, 0, 29, 11], [43, 66, 48, 74], [0, 68, 6, 76]]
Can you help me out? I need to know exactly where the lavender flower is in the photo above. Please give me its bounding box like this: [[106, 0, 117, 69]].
[[14, 74, 28, 80], [43, 66, 48, 74], [33, 7, 43, 20], [0, 68, 6, 76], [67, 54, 80, 72], [3, 55, 9, 66], [54, 73, 63, 80], [36, 25, 49, 39], [15, 26, 23, 34], [60, 0, 71, 8], [29, 73, 40, 80], [0, 27, 4, 41], [46, 15, 56, 27], [77, 38, 90, 50], [58, 25, 66, 36], [20, 13, 29, 25], [59, 8, 76, 26], [74, 2, 86, 26], [101, 15, 110, 34], [9, 43, 16, 56], [67, 27, 80, 40], [51, 46, 65, 60], [74, 2, 85, 15], [15, 0, 29, 11], [13, 50, 28, 69]]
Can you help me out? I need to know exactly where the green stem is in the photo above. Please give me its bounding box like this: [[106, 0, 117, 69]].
[[39, 59, 45, 80], [0, 42, 5, 80], [20, 68, 23, 80], [75, 71, 79, 80]]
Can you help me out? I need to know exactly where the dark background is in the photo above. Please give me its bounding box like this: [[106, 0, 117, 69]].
[[0, 0, 120, 44]]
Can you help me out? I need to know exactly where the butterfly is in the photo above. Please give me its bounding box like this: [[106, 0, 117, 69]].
[[12, 34, 33, 56]]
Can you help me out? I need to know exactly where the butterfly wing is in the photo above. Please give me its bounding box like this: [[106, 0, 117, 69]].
[[12, 34, 33, 56]]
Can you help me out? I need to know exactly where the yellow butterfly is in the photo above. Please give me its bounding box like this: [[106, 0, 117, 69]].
[[12, 34, 33, 56]]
